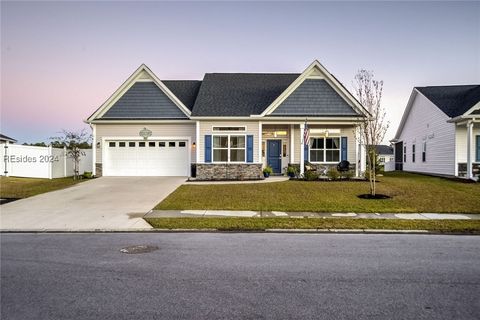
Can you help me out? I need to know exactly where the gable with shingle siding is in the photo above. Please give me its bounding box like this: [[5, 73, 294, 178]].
[[101, 82, 189, 119], [271, 79, 359, 116]]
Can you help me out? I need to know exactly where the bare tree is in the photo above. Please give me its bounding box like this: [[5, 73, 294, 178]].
[[354, 70, 389, 196], [51, 129, 92, 180]]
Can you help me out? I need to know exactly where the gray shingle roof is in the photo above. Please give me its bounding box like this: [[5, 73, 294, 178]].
[[101, 82, 188, 119], [163, 80, 202, 111], [0, 133, 17, 143], [371, 145, 393, 155], [96, 71, 365, 119], [416, 85, 480, 118], [191, 73, 300, 116], [271, 79, 359, 116]]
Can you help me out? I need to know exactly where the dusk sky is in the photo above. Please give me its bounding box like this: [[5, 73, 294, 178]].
[[1, 1, 479, 144]]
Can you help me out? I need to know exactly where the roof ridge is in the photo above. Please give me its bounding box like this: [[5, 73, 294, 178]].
[[204, 72, 301, 75], [415, 84, 480, 89]]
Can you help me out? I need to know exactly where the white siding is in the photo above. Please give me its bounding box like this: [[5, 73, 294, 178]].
[[456, 125, 480, 163], [398, 93, 456, 175], [198, 121, 260, 163], [95, 123, 196, 163]]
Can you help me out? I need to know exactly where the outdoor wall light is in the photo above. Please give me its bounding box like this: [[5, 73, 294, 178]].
[[96, 141, 101, 148], [192, 142, 196, 148]]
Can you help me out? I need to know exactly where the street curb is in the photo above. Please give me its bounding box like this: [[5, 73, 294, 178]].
[[1, 229, 479, 235]]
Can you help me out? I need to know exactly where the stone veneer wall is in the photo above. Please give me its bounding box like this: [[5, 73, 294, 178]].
[[288, 163, 357, 175], [95, 163, 103, 177], [196, 163, 263, 180], [457, 163, 480, 178]]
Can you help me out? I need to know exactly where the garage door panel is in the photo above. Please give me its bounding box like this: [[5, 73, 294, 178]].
[[104, 140, 189, 176]]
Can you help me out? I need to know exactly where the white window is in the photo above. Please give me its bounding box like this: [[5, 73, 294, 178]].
[[310, 138, 324, 162], [422, 141, 426, 162], [309, 137, 340, 163], [213, 135, 245, 162]]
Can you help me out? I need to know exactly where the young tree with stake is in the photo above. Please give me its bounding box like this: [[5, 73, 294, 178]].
[[354, 70, 389, 196]]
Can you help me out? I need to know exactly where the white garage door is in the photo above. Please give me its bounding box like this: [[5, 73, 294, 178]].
[[104, 140, 189, 176]]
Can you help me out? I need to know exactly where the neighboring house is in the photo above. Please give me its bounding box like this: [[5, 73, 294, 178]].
[[371, 145, 394, 164], [392, 85, 480, 180], [86, 60, 369, 179], [0, 134, 17, 145]]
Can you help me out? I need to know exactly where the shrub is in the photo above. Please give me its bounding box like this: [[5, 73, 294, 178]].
[[304, 170, 319, 181], [341, 170, 354, 180], [83, 171, 93, 179], [287, 166, 298, 177], [263, 166, 273, 174], [327, 167, 340, 180]]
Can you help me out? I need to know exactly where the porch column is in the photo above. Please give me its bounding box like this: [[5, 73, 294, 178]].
[[196, 121, 200, 164], [290, 124, 295, 163], [354, 125, 359, 177], [300, 122, 305, 175], [454, 123, 458, 176], [92, 124, 96, 176], [258, 121, 262, 164], [467, 120, 473, 179]]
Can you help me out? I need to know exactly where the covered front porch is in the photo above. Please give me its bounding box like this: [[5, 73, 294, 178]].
[[455, 119, 480, 180], [260, 122, 364, 177]]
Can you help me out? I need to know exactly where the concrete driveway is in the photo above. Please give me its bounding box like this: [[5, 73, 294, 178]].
[[0, 177, 186, 231]]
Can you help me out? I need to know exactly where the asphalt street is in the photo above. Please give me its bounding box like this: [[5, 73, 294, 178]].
[[1, 233, 479, 320]]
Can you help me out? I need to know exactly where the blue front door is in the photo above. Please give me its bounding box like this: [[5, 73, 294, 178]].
[[267, 140, 282, 174]]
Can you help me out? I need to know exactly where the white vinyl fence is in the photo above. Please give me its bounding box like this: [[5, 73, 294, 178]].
[[383, 161, 396, 172], [1, 144, 92, 179]]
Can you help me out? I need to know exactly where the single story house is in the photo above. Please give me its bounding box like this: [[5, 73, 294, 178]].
[[0, 134, 17, 145], [372, 145, 394, 164], [391, 85, 480, 180], [86, 60, 369, 179]]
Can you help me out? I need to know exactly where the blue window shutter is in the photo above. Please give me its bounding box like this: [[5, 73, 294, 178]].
[[205, 135, 212, 163], [476, 135, 480, 162], [341, 137, 348, 161], [246, 135, 254, 163], [304, 144, 309, 162]]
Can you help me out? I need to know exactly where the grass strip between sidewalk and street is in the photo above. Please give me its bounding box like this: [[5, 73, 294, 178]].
[[145, 217, 480, 233]]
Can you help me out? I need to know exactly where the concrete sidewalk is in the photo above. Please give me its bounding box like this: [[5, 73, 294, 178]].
[[146, 210, 480, 220]]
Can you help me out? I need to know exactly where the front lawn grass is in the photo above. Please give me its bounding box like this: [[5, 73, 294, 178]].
[[0, 176, 85, 199], [145, 217, 480, 233], [155, 172, 480, 213]]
